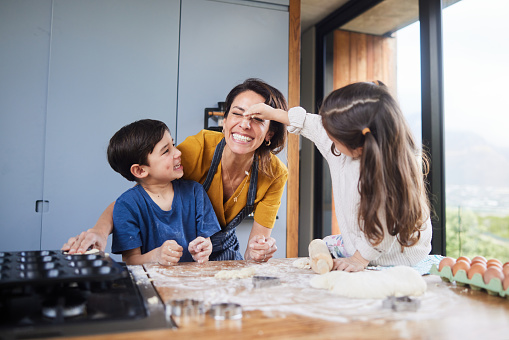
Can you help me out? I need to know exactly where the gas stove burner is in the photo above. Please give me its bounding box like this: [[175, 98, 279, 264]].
[[19, 262, 59, 271], [1, 252, 175, 338], [41, 288, 88, 319]]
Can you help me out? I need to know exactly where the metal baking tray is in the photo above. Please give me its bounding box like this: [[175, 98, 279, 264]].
[[0, 250, 127, 288]]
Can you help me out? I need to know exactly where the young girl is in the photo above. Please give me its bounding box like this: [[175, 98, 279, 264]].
[[246, 81, 432, 272]]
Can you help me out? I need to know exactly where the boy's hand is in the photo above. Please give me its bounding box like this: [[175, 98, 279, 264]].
[[244, 103, 290, 125], [188, 237, 212, 264], [62, 229, 108, 254], [332, 251, 369, 272], [246, 235, 277, 262], [157, 240, 183, 266]]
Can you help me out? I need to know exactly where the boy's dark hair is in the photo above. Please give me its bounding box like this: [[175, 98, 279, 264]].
[[107, 119, 169, 182]]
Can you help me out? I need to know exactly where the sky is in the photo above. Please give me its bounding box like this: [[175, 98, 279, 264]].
[[396, 0, 509, 148]]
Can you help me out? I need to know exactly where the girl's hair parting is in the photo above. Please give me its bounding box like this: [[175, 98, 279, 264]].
[[320, 81, 430, 249]]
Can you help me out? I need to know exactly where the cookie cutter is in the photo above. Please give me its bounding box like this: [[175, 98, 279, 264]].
[[382, 296, 421, 312], [209, 303, 242, 320], [252, 275, 281, 288], [167, 299, 204, 317]]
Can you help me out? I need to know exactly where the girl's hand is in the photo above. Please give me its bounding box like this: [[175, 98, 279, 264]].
[[332, 251, 369, 272], [189, 237, 212, 264], [62, 229, 108, 254], [244, 103, 290, 125], [157, 240, 183, 266], [246, 235, 277, 262]]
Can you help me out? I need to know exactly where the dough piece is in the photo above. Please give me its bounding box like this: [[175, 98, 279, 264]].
[[308, 239, 333, 274], [310, 266, 426, 299], [292, 257, 311, 269], [215, 267, 256, 279]]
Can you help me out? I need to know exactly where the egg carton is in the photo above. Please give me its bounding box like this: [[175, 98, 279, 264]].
[[430, 264, 509, 299]]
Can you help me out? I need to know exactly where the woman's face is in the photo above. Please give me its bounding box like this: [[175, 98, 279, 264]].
[[223, 90, 273, 156]]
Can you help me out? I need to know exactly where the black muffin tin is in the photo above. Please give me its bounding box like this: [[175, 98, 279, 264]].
[[0, 250, 127, 288]]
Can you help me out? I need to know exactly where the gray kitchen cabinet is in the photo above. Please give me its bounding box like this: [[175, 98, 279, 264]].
[[0, 0, 289, 256], [0, 0, 53, 251], [0, 0, 180, 252]]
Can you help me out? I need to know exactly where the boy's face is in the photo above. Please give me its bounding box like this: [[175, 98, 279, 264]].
[[145, 131, 183, 182]]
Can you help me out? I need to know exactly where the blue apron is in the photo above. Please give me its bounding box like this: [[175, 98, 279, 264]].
[[202, 138, 258, 261]]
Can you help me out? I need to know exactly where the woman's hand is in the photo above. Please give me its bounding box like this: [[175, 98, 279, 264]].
[[332, 251, 369, 272], [61, 229, 108, 254], [156, 240, 183, 266], [246, 235, 277, 262], [244, 103, 290, 125], [62, 202, 114, 254], [188, 237, 212, 264]]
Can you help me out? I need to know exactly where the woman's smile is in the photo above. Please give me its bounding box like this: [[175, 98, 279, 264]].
[[232, 133, 253, 143]]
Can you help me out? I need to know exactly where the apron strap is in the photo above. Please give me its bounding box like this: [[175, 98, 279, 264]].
[[202, 138, 226, 192]]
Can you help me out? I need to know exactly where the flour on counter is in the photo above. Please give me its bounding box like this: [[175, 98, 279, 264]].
[[144, 259, 460, 324], [215, 267, 256, 279]]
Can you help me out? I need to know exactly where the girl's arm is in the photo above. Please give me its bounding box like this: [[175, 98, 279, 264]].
[[246, 105, 334, 160], [332, 251, 370, 272], [244, 103, 290, 125], [61, 202, 115, 254], [122, 240, 183, 265]]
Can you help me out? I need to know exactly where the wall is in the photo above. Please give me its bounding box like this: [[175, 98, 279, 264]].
[[0, 0, 289, 258]]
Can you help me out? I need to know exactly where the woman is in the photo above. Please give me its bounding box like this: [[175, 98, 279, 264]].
[[62, 78, 288, 262]]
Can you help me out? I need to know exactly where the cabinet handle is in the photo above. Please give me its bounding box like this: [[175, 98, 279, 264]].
[[35, 200, 49, 213]]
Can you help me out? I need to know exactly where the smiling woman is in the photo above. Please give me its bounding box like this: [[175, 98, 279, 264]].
[[62, 79, 289, 263], [178, 79, 289, 261]]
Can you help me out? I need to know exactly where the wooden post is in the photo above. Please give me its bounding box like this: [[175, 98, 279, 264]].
[[286, 0, 301, 258]]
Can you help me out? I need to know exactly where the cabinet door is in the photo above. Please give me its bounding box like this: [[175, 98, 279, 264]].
[[40, 0, 180, 251], [0, 0, 52, 251], [177, 0, 289, 256]]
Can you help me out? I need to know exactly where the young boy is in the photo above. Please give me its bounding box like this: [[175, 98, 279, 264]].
[[107, 119, 221, 265]]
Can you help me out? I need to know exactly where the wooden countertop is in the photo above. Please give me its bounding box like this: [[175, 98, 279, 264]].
[[62, 258, 509, 340]]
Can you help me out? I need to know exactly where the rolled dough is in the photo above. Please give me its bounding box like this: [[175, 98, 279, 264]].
[[292, 257, 311, 269], [310, 266, 426, 299], [215, 267, 256, 279]]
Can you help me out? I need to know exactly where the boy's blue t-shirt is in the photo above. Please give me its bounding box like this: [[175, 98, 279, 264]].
[[111, 179, 221, 262]]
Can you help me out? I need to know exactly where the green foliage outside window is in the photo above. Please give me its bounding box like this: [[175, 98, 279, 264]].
[[446, 207, 509, 263]]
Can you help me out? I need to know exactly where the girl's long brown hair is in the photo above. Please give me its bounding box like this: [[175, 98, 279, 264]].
[[320, 81, 430, 249]]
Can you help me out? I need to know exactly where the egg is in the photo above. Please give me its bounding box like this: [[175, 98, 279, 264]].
[[452, 259, 470, 276], [471, 256, 487, 265], [467, 262, 487, 280], [456, 256, 471, 264], [483, 266, 504, 285], [503, 263, 509, 277], [487, 258, 502, 267], [503, 275, 509, 291], [438, 257, 456, 272]]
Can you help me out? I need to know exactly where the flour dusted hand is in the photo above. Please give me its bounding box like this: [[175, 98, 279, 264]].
[[157, 240, 183, 266], [188, 236, 212, 264]]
